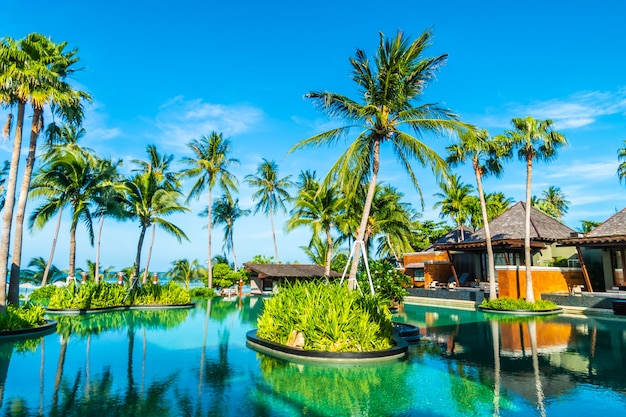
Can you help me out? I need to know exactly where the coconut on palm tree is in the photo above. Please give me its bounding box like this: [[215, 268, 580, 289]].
[[288, 29, 467, 289], [180, 132, 239, 289], [499, 116, 567, 302], [245, 159, 292, 263], [446, 128, 510, 300]]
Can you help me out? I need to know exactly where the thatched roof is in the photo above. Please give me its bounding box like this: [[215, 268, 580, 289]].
[[560, 207, 626, 246], [243, 263, 341, 278], [436, 202, 577, 250]]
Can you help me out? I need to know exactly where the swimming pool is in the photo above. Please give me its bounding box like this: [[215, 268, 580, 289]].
[[1, 297, 624, 416]]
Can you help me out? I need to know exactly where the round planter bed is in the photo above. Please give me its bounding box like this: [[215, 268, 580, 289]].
[[478, 305, 562, 316], [246, 329, 408, 364], [0, 320, 57, 340], [46, 302, 195, 315]]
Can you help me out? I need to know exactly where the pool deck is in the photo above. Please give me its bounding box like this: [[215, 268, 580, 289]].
[[405, 287, 626, 317]]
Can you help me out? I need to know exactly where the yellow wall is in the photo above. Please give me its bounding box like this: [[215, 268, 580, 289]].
[[496, 266, 585, 300]]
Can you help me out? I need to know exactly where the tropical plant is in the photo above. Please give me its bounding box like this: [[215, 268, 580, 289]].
[[578, 220, 601, 234], [211, 194, 250, 271], [409, 219, 452, 251], [618, 139, 626, 183], [499, 116, 567, 302], [480, 297, 558, 311], [286, 171, 343, 275], [0, 33, 91, 308], [245, 159, 292, 263], [532, 186, 570, 220], [212, 263, 243, 290], [0, 160, 10, 210], [357, 260, 412, 305], [166, 258, 200, 290], [123, 171, 189, 279], [257, 281, 393, 352], [180, 132, 239, 288], [29, 148, 121, 280], [22, 256, 63, 284], [288, 29, 467, 289], [248, 254, 274, 264], [446, 128, 511, 300], [0, 304, 46, 331], [433, 174, 475, 238]]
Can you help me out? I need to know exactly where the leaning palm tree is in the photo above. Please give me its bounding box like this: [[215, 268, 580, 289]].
[[123, 171, 190, 280], [245, 159, 292, 263], [433, 174, 475, 240], [288, 29, 467, 288], [446, 129, 510, 300], [180, 132, 239, 288], [286, 171, 343, 275], [211, 195, 250, 272], [500, 116, 567, 302], [0, 33, 91, 307]]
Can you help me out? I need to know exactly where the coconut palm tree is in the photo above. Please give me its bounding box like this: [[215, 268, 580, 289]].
[[0, 161, 10, 210], [132, 144, 180, 191], [0, 33, 91, 307], [446, 128, 510, 300], [288, 29, 466, 288], [433, 174, 475, 240], [286, 171, 343, 275], [22, 256, 63, 284], [500, 116, 567, 302], [617, 139, 626, 183], [211, 195, 250, 272], [166, 259, 200, 290], [245, 159, 292, 263], [29, 148, 118, 280], [124, 171, 190, 279], [533, 186, 570, 220], [180, 132, 239, 288]]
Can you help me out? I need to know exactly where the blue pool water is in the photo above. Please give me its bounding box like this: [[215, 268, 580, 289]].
[[1, 298, 625, 416]]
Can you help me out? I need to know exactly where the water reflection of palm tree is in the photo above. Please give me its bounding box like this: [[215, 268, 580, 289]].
[[528, 320, 546, 417], [198, 297, 212, 396], [0, 342, 13, 408], [490, 320, 501, 417]]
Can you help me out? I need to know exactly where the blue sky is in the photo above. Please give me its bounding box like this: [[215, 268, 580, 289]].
[[3, 0, 626, 273]]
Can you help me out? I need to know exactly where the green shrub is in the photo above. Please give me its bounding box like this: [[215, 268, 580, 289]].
[[133, 281, 191, 305], [0, 304, 47, 331], [257, 281, 393, 352], [358, 260, 411, 304], [481, 297, 558, 311], [189, 287, 217, 298], [30, 285, 58, 302]]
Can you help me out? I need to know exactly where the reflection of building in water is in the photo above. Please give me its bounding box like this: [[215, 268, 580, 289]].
[[499, 321, 571, 357]]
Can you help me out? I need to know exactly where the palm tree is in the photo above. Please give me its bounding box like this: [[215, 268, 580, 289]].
[[288, 29, 466, 288], [0, 33, 91, 307], [245, 159, 292, 263], [124, 172, 190, 279], [180, 132, 239, 288], [166, 259, 200, 290], [617, 139, 626, 183], [22, 256, 63, 284], [29, 148, 117, 279], [211, 195, 250, 272], [500, 116, 567, 302], [0, 161, 10, 210], [446, 128, 510, 300], [433, 174, 475, 239], [533, 186, 570, 220], [579, 220, 601, 234], [286, 171, 343, 275]]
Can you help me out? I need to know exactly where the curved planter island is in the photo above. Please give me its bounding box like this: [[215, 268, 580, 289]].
[[46, 303, 195, 315], [0, 320, 57, 340], [246, 322, 419, 364], [478, 305, 563, 316]]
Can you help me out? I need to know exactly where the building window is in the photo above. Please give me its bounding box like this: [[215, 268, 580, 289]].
[[413, 269, 425, 282]]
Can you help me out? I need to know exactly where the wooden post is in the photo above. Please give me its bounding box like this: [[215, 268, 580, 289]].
[[576, 247, 593, 293], [445, 250, 460, 285]]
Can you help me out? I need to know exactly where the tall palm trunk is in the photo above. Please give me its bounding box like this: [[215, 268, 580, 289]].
[[524, 155, 534, 302], [68, 221, 77, 279], [0, 101, 25, 311], [230, 227, 238, 272], [270, 205, 278, 263], [325, 228, 333, 276], [473, 160, 497, 300], [95, 214, 105, 283], [347, 139, 380, 289], [134, 224, 148, 278], [142, 223, 156, 284], [42, 206, 63, 286], [9, 107, 43, 305], [490, 320, 501, 416], [207, 188, 213, 288]]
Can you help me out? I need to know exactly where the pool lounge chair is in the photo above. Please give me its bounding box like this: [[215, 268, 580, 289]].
[[447, 273, 471, 287]]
